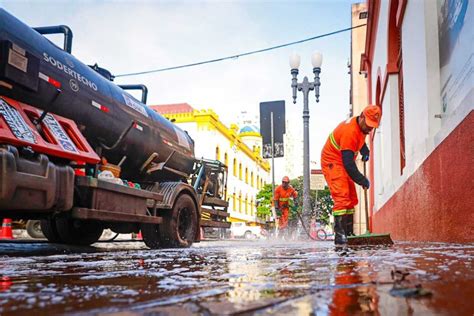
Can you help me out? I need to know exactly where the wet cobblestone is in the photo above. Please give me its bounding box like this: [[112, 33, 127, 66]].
[[0, 240, 473, 315]]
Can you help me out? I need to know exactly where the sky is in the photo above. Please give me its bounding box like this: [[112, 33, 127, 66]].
[[1, 0, 361, 171]]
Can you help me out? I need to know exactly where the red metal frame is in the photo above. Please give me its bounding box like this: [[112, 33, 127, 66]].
[[0, 95, 100, 164]]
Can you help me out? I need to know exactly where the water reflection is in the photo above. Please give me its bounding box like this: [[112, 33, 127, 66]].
[[329, 260, 378, 315]]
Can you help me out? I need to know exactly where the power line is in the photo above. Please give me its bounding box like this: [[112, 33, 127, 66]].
[[115, 24, 366, 78]]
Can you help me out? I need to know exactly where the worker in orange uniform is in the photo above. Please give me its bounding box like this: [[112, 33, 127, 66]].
[[321, 105, 382, 245], [274, 176, 298, 232]]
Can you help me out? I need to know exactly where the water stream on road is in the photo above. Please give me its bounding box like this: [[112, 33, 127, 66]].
[[0, 240, 473, 315]]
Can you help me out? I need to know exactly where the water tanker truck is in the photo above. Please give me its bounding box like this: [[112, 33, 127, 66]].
[[0, 9, 230, 248]]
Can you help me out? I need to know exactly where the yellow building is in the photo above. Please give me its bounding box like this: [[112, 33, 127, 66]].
[[151, 103, 270, 225]]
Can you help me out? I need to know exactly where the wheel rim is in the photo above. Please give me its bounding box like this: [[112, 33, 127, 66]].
[[33, 221, 42, 233], [177, 206, 192, 241], [317, 229, 327, 240]]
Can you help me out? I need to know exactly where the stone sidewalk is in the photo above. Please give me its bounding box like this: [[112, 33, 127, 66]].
[[0, 239, 472, 315]]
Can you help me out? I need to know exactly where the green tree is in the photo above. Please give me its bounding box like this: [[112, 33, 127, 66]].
[[255, 177, 333, 226], [289, 176, 332, 225], [315, 187, 333, 225], [256, 184, 273, 220]]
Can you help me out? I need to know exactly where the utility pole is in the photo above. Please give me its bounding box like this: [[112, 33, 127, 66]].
[[270, 111, 277, 231]]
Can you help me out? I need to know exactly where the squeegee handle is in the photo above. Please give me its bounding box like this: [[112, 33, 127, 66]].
[[363, 161, 370, 233]]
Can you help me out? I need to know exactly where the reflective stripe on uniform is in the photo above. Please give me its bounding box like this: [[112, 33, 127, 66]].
[[333, 208, 355, 216], [329, 132, 340, 151], [279, 197, 289, 202]]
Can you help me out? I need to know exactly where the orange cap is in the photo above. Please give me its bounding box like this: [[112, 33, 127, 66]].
[[363, 105, 382, 128], [282, 176, 290, 183]]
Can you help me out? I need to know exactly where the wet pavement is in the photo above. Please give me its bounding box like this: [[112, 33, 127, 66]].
[[0, 239, 473, 315]]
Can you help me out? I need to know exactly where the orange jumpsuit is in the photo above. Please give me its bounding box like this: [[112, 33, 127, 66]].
[[274, 185, 298, 229], [321, 117, 366, 216]]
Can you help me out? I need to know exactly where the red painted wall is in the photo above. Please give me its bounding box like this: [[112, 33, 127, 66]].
[[372, 111, 474, 243]]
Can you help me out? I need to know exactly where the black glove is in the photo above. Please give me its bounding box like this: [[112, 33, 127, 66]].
[[360, 144, 370, 162], [275, 208, 281, 217], [362, 177, 370, 189]]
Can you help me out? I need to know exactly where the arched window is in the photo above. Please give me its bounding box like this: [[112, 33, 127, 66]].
[[250, 198, 254, 216], [224, 152, 228, 167], [375, 67, 382, 107], [388, 0, 405, 174], [257, 175, 260, 189], [216, 146, 220, 161], [232, 192, 236, 211], [238, 192, 242, 212], [239, 163, 242, 180], [251, 172, 254, 187], [233, 159, 237, 177], [245, 195, 248, 214], [245, 167, 249, 184]]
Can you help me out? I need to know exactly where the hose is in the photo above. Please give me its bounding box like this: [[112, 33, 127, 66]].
[[293, 206, 319, 241]]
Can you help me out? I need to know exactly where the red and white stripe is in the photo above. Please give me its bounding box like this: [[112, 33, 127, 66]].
[[134, 122, 143, 131], [162, 139, 173, 147], [38, 72, 61, 88], [91, 100, 109, 113]]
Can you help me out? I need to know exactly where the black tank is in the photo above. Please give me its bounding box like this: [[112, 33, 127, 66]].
[[0, 9, 195, 181]]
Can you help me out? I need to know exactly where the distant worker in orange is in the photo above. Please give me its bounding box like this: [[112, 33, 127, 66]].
[[321, 105, 382, 245], [274, 176, 298, 231]]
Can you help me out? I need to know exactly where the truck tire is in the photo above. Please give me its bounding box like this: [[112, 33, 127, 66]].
[[40, 217, 62, 243], [55, 215, 103, 246], [244, 231, 252, 239], [141, 223, 161, 249], [159, 194, 197, 248], [26, 220, 45, 239]]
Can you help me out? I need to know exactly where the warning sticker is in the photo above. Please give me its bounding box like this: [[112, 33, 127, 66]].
[[0, 99, 36, 144], [41, 112, 78, 153], [122, 94, 149, 117], [8, 48, 28, 73], [12, 43, 26, 56], [174, 126, 191, 150]]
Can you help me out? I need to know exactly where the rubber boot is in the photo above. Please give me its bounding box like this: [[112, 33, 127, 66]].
[[344, 214, 354, 237], [334, 215, 347, 245]]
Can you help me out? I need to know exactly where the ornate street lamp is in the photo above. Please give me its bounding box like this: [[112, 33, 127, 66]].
[[289, 51, 323, 215]]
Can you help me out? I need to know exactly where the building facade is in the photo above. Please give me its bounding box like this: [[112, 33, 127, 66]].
[[151, 103, 271, 226], [280, 121, 304, 180], [360, 0, 473, 242], [261, 118, 303, 183], [350, 2, 369, 235]]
